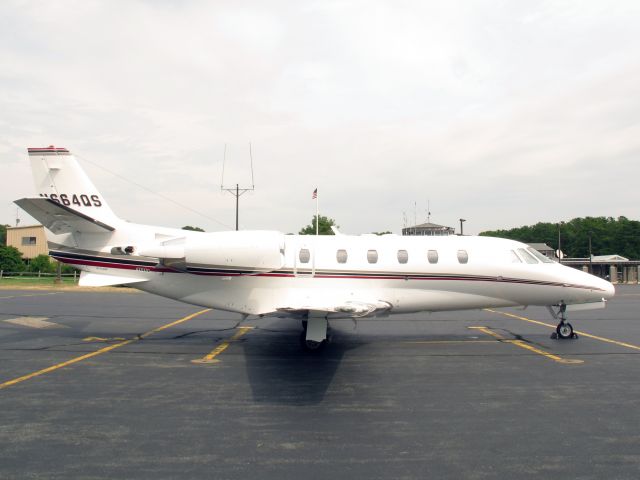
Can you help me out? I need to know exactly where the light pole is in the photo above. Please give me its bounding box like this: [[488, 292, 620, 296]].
[[588, 230, 593, 274], [459, 218, 466, 236], [557, 222, 563, 263]]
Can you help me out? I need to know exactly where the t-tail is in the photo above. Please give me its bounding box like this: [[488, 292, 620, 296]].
[[24, 146, 120, 226]]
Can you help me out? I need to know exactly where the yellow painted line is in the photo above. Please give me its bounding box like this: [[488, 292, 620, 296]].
[[506, 340, 583, 364], [485, 308, 640, 352], [83, 336, 127, 342], [469, 326, 506, 340], [191, 327, 253, 364], [0, 308, 211, 390], [405, 340, 497, 344], [469, 325, 583, 364]]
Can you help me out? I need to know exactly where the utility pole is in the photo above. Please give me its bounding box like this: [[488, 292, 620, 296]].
[[557, 222, 562, 262], [588, 231, 593, 274], [459, 218, 466, 236], [221, 143, 255, 231]]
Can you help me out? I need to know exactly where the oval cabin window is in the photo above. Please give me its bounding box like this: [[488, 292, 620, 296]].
[[336, 249, 348, 264], [457, 249, 469, 264], [397, 250, 409, 264], [367, 249, 378, 264], [427, 250, 438, 264], [299, 248, 310, 263]]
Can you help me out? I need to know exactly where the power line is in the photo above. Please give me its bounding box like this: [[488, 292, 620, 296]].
[[75, 152, 231, 229]]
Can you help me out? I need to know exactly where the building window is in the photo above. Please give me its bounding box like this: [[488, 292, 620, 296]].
[[457, 250, 469, 264], [397, 249, 408, 264], [21, 236, 37, 246], [367, 250, 378, 264], [427, 250, 438, 264], [299, 248, 310, 263], [336, 249, 348, 264]]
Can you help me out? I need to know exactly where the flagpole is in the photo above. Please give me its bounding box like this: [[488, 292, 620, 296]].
[[312, 188, 318, 276]]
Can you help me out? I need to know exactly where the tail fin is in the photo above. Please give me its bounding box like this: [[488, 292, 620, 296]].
[[28, 146, 119, 225]]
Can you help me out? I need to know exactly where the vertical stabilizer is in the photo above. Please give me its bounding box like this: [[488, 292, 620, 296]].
[[28, 146, 120, 225]]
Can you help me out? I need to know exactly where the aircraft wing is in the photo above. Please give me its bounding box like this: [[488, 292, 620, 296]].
[[277, 300, 392, 318], [15, 197, 115, 234]]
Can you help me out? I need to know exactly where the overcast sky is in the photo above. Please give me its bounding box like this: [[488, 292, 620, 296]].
[[2, 0, 639, 235]]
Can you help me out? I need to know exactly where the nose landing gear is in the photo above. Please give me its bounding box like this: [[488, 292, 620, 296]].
[[548, 302, 579, 340]]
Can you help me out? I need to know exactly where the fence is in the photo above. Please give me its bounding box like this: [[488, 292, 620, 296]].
[[0, 270, 79, 282]]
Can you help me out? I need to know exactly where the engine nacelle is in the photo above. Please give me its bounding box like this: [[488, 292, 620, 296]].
[[137, 231, 285, 272]]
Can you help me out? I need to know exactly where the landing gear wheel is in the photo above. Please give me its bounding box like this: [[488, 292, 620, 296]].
[[556, 322, 574, 339], [299, 331, 325, 351]]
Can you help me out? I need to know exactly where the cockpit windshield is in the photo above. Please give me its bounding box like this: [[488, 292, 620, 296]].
[[517, 248, 539, 264], [527, 247, 555, 263]]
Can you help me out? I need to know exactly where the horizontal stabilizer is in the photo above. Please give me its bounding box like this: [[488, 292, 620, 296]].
[[79, 271, 148, 287], [15, 198, 115, 234]]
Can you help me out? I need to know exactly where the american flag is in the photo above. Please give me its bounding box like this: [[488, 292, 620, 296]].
[[312, 188, 317, 199]]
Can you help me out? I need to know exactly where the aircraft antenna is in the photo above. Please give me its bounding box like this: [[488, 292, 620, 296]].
[[221, 142, 256, 231], [220, 143, 227, 187], [249, 142, 255, 188]]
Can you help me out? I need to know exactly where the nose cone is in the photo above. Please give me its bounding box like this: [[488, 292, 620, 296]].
[[598, 277, 616, 300]]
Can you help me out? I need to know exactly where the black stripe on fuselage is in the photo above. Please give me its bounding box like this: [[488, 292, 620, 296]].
[[50, 249, 603, 291]]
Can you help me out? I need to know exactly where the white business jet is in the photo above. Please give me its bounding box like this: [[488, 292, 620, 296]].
[[16, 147, 615, 350]]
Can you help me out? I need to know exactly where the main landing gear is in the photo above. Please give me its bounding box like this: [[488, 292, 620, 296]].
[[548, 302, 578, 340], [300, 317, 330, 351]]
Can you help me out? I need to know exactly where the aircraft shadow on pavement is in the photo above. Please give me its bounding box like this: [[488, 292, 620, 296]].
[[241, 328, 360, 406]]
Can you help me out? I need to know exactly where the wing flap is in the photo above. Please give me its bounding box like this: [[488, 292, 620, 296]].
[[15, 197, 115, 234], [277, 300, 392, 318]]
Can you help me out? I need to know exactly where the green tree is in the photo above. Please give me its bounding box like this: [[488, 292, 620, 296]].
[[0, 224, 7, 245], [28, 254, 56, 273], [372, 231, 392, 235], [182, 225, 205, 232], [480, 216, 640, 259], [299, 215, 338, 235], [0, 246, 26, 272]]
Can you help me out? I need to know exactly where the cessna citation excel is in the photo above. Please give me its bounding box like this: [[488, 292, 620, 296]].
[[16, 147, 615, 350]]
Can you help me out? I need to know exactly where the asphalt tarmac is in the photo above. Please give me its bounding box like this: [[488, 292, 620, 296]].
[[0, 286, 639, 479]]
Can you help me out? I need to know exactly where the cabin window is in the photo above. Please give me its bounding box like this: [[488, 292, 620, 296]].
[[427, 250, 438, 264], [336, 249, 348, 264], [457, 249, 469, 264], [367, 249, 378, 264], [517, 248, 538, 264], [21, 236, 37, 246], [527, 247, 554, 263], [397, 250, 409, 264], [299, 248, 310, 263]]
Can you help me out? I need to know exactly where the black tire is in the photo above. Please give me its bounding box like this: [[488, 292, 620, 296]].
[[299, 331, 325, 352], [556, 322, 574, 339]]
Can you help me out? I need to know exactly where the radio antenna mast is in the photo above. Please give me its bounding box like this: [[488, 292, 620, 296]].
[[221, 143, 256, 231]]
